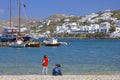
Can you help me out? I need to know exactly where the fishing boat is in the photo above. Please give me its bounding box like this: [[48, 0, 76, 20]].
[[1, 0, 32, 42], [43, 38, 61, 46], [25, 42, 41, 47]]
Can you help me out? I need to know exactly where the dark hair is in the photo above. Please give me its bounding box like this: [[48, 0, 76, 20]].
[[44, 55, 47, 58], [56, 64, 61, 67]]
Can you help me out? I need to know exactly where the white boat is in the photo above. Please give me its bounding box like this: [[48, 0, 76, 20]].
[[1, 27, 19, 42], [1, 27, 31, 42], [9, 43, 25, 48], [8, 38, 25, 48], [43, 38, 61, 46]]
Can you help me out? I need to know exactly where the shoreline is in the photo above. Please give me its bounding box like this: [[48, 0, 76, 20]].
[[58, 37, 120, 39], [0, 74, 120, 80]]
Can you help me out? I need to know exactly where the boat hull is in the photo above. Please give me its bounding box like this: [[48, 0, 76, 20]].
[[25, 42, 40, 47], [44, 43, 61, 46], [9, 44, 25, 48]]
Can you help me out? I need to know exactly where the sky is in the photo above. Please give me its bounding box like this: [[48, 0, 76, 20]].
[[0, 0, 120, 20]]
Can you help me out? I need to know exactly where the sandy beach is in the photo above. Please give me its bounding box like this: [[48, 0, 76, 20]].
[[0, 74, 120, 80]]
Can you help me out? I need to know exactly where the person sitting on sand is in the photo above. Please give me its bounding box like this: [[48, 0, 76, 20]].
[[52, 64, 62, 76]]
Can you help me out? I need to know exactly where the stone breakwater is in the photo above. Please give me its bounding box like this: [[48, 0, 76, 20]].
[[0, 75, 120, 80]]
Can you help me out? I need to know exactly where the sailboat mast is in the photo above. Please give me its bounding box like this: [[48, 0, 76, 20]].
[[18, 0, 21, 35], [10, 0, 12, 27]]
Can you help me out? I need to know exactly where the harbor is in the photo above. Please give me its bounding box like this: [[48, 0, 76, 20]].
[[0, 39, 120, 75], [0, 37, 68, 48]]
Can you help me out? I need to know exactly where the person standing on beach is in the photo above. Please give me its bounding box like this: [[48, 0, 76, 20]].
[[42, 55, 49, 75]]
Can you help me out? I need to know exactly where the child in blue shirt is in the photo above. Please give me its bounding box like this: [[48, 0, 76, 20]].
[[52, 64, 62, 76]]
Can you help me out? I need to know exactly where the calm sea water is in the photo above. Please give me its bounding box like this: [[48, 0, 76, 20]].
[[0, 39, 120, 75]]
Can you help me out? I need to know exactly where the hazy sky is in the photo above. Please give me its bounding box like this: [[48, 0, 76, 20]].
[[0, 0, 120, 20]]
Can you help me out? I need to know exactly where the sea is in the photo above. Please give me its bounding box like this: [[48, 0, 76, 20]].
[[0, 38, 120, 75]]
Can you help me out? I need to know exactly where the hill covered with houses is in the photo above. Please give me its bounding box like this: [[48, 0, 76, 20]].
[[0, 9, 120, 38]]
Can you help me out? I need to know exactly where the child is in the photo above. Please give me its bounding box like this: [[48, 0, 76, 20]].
[[52, 64, 62, 76]]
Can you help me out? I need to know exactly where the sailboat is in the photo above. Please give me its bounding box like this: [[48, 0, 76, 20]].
[[1, 0, 32, 42]]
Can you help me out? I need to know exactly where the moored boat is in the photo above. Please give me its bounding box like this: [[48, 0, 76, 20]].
[[1, 0, 32, 42], [43, 37, 61, 46], [1, 27, 32, 42], [8, 38, 25, 48], [25, 42, 41, 47], [9, 43, 25, 48], [1, 27, 19, 42], [44, 43, 61, 46]]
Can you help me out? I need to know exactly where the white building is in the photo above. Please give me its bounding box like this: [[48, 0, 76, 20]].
[[110, 27, 120, 38], [115, 20, 120, 27], [99, 22, 110, 33], [54, 22, 111, 34], [55, 24, 69, 34], [101, 12, 113, 20]]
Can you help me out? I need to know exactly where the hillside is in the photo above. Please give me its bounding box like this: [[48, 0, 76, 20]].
[[0, 9, 120, 37], [112, 10, 120, 19], [34, 9, 120, 34]]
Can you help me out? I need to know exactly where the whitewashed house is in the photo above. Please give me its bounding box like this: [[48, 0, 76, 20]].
[[89, 24, 100, 33], [110, 27, 120, 37], [115, 20, 120, 27], [46, 20, 51, 26], [55, 24, 69, 34], [78, 17, 87, 23], [99, 22, 110, 33], [101, 12, 113, 20], [110, 27, 120, 38], [64, 19, 70, 22]]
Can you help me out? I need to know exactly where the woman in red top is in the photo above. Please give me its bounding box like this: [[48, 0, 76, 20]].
[[42, 55, 49, 75]]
